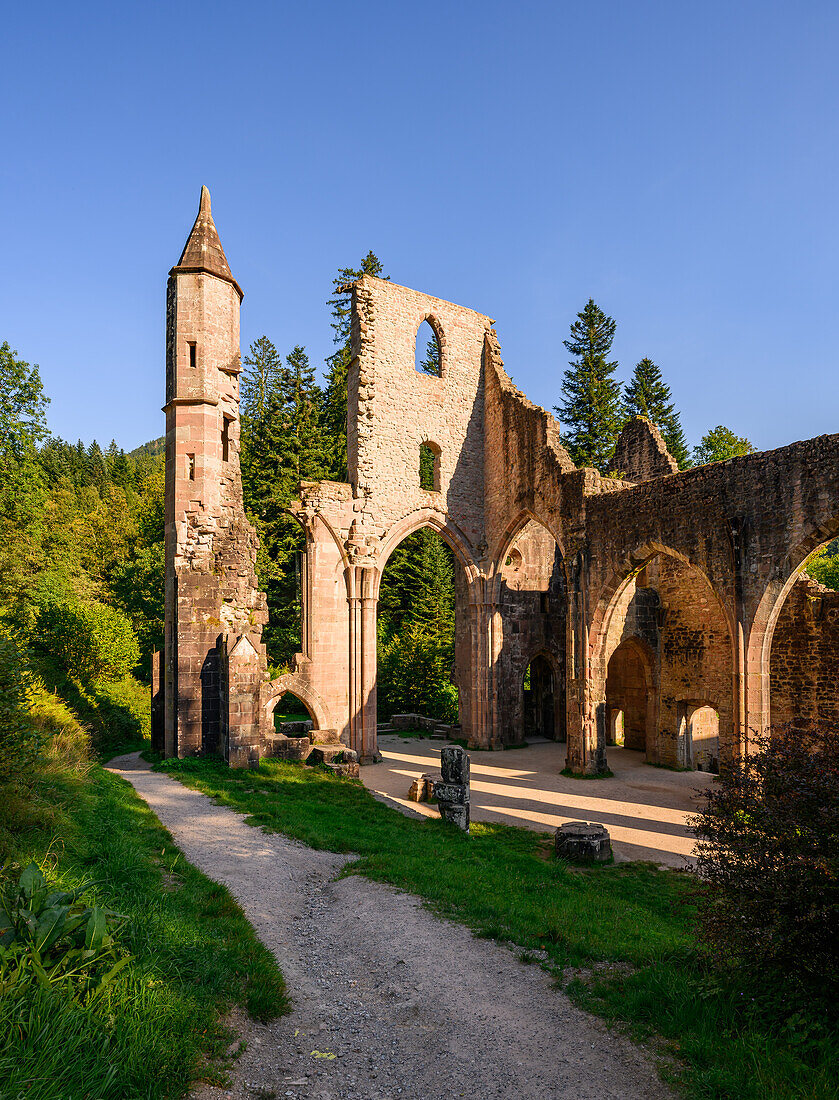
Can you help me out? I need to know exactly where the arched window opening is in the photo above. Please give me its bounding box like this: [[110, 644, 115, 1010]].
[[504, 547, 523, 572], [523, 654, 561, 740], [419, 442, 441, 492], [606, 640, 650, 753], [271, 691, 314, 734], [377, 527, 461, 729], [687, 705, 719, 772], [415, 320, 442, 376]]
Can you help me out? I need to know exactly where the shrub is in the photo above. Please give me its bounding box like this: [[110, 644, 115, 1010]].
[[37, 598, 140, 687], [378, 623, 459, 721], [692, 726, 839, 1007], [0, 630, 41, 785]]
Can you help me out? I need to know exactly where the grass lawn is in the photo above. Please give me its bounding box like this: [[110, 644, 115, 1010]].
[[1, 693, 287, 1100], [155, 754, 839, 1100]]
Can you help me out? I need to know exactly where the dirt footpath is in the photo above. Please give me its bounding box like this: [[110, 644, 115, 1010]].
[[106, 753, 672, 1100]]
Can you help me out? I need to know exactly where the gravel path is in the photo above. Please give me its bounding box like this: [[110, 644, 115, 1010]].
[[106, 753, 672, 1100]]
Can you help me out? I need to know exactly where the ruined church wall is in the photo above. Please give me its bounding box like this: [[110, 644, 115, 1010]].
[[349, 276, 490, 556]]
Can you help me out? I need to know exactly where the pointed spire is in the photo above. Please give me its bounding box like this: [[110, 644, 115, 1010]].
[[171, 186, 243, 299]]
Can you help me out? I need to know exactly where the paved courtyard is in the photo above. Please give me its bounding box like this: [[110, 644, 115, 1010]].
[[362, 736, 715, 867]]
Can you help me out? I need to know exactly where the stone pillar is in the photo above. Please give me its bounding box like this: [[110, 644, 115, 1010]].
[[360, 581, 380, 763]]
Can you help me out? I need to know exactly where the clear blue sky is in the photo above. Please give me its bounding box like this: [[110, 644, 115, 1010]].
[[3, 1, 837, 454]]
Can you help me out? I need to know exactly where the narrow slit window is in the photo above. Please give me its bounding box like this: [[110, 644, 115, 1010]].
[[188, 341, 197, 369], [187, 453, 196, 481], [221, 417, 231, 463], [419, 442, 441, 491]]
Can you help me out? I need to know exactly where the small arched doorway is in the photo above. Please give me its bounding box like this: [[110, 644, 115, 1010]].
[[606, 639, 652, 754], [523, 654, 560, 740], [685, 704, 719, 772], [270, 690, 315, 734]]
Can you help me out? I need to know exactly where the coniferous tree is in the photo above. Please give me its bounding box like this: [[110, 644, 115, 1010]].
[[241, 337, 283, 424], [86, 442, 108, 490], [280, 346, 325, 486], [321, 252, 388, 480], [624, 357, 691, 468], [554, 299, 624, 472]]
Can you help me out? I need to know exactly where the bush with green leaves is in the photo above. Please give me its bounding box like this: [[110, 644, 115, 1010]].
[[378, 623, 459, 722], [692, 726, 839, 1008], [36, 598, 140, 686], [0, 630, 41, 785], [0, 862, 130, 1001]]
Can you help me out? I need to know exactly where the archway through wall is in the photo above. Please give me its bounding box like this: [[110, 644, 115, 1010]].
[[270, 690, 315, 732], [494, 516, 567, 746], [522, 653, 562, 741], [592, 549, 733, 770], [606, 639, 652, 754], [762, 536, 839, 737], [376, 525, 467, 731]]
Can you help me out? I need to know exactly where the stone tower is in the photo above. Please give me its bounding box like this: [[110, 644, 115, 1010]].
[[163, 187, 268, 765]]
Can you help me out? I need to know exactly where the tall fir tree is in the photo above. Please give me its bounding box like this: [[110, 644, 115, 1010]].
[[280, 346, 325, 486], [554, 299, 624, 472], [321, 251, 388, 480], [623, 357, 690, 468], [241, 336, 283, 423]]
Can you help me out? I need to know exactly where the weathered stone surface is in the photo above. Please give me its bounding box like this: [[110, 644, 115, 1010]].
[[407, 774, 436, 802], [555, 822, 612, 863], [441, 744, 470, 785]]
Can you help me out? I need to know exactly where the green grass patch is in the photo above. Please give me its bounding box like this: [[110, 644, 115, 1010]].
[[1, 719, 287, 1098], [154, 754, 838, 1099]]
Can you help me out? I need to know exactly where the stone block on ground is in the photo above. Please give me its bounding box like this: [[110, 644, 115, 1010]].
[[555, 821, 612, 863], [434, 745, 470, 831], [266, 736, 311, 761], [408, 774, 436, 802]]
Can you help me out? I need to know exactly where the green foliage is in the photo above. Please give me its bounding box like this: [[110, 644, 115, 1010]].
[[693, 725, 839, 1010], [0, 341, 49, 464], [555, 299, 624, 472], [0, 631, 41, 786], [241, 335, 283, 422], [378, 624, 458, 721], [692, 424, 755, 465], [623, 357, 691, 468], [37, 598, 140, 687], [805, 538, 839, 591], [0, 862, 130, 1001], [0, 750, 287, 1099], [377, 528, 457, 721]]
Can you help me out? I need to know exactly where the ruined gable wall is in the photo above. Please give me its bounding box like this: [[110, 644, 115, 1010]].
[[349, 276, 491, 557], [770, 574, 839, 732], [612, 417, 678, 482]]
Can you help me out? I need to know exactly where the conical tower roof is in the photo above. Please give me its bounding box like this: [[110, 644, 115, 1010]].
[[170, 186, 243, 299]]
